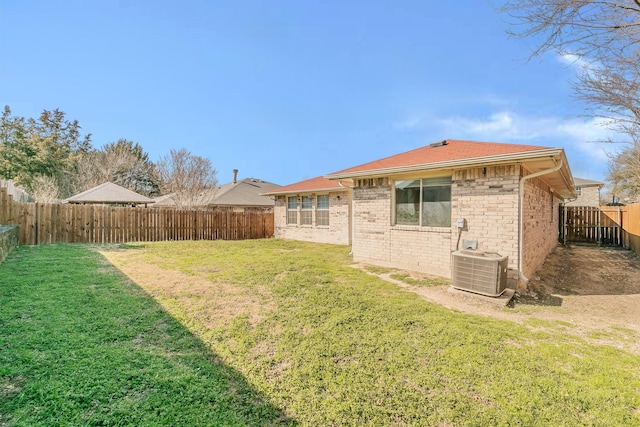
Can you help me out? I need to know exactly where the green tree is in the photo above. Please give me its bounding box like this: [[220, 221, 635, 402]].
[[0, 106, 92, 198]]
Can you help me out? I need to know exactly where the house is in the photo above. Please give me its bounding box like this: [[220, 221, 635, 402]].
[[262, 176, 353, 245], [153, 169, 281, 210], [65, 182, 155, 207], [563, 177, 604, 207], [271, 139, 576, 290]]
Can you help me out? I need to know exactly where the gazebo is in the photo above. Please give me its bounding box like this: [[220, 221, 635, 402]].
[[65, 182, 154, 207]]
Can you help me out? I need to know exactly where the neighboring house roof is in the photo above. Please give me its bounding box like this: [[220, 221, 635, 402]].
[[66, 182, 154, 205], [324, 139, 575, 199], [154, 178, 281, 207], [262, 176, 352, 196], [573, 177, 604, 188], [213, 178, 281, 206]]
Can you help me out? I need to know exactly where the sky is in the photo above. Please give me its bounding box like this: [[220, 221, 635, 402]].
[[0, 0, 618, 187]]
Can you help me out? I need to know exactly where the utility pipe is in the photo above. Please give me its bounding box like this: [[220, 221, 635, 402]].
[[518, 158, 563, 284]]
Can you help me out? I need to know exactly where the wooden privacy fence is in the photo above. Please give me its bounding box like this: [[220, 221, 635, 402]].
[[601, 203, 640, 254], [561, 204, 640, 249], [561, 206, 622, 246], [1, 187, 274, 245]]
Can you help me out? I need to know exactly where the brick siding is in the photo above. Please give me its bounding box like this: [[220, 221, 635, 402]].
[[564, 186, 600, 207], [274, 164, 562, 291], [350, 165, 559, 289], [452, 166, 520, 285], [521, 176, 560, 280], [273, 191, 351, 245]]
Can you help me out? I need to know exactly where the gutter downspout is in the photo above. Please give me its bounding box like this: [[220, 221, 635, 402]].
[[518, 158, 563, 285]]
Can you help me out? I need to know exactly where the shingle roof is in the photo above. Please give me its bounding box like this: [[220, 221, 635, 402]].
[[153, 178, 281, 207], [212, 178, 281, 206], [66, 182, 154, 204], [262, 176, 351, 195], [325, 139, 552, 178], [573, 177, 604, 187]]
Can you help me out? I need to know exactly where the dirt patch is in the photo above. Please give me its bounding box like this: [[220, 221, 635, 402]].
[[358, 245, 640, 354]]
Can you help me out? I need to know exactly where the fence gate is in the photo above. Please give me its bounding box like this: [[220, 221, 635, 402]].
[[560, 206, 623, 246]]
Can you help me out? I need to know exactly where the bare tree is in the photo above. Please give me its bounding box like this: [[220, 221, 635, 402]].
[[156, 148, 218, 209], [500, 0, 640, 197], [74, 139, 159, 196], [607, 143, 640, 201], [30, 175, 60, 203], [501, 0, 640, 138]]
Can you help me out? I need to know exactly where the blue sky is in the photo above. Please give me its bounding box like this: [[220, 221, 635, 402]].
[[0, 0, 615, 186]]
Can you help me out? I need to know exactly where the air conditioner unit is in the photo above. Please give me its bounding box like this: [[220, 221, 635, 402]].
[[451, 250, 509, 297]]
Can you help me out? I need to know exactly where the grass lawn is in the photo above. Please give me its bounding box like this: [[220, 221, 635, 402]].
[[2, 240, 640, 426]]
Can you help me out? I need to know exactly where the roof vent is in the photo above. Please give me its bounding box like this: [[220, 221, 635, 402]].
[[430, 140, 448, 148]]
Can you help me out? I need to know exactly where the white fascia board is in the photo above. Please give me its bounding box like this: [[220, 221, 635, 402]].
[[260, 186, 352, 196]]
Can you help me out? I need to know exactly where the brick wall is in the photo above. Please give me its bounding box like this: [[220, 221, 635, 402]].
[[351, 181, 393, 267], [351, 166, 522, 286], [564, 186, 600, 207], [521, 176, 560, 280], [273, 191, 351, 245], [452, 166, 520, 285]]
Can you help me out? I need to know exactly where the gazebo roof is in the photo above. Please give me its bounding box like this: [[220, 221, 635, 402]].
[[65, 182, 154, 205]]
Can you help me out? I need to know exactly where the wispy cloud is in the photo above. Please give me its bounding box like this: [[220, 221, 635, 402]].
[[401, 110, 611, 144], [557, 52, 601, 78], [558, 53, 591, 70], [436, 111, 553, 141], [394, 109, 620, 179]]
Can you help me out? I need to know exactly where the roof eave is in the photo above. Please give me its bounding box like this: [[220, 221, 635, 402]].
[[261, 186, 352, 196], [68, 200, 155, 204], [324, 148, 564, 180]]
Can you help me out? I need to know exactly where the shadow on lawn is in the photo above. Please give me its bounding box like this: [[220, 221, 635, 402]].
[[95, 250, 297, 426], [0, 245, 295, 426]]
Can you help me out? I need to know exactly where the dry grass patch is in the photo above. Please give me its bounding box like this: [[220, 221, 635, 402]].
[[101, 247, 273, 329]]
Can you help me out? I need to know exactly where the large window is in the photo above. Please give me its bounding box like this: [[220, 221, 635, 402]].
[[301, 195, 313, 225], [395, 177, 451, 227], [287, 196, 298, 224], [316, 195, 329, 226]]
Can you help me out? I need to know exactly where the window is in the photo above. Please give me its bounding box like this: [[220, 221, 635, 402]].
[[576, 186, 582, 196], [301, 196, 313, 225], [287, 196, 297, 224], [316, 195, 329, 226], [395, 177, 451, 227]]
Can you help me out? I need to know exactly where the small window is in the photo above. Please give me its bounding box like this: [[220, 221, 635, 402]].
[[395, 177, 451, 227], [576, 186, 582, 196], [316, 195, 329, 226], [301, 195, 313, 225], [287, 197, 297, 225]]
